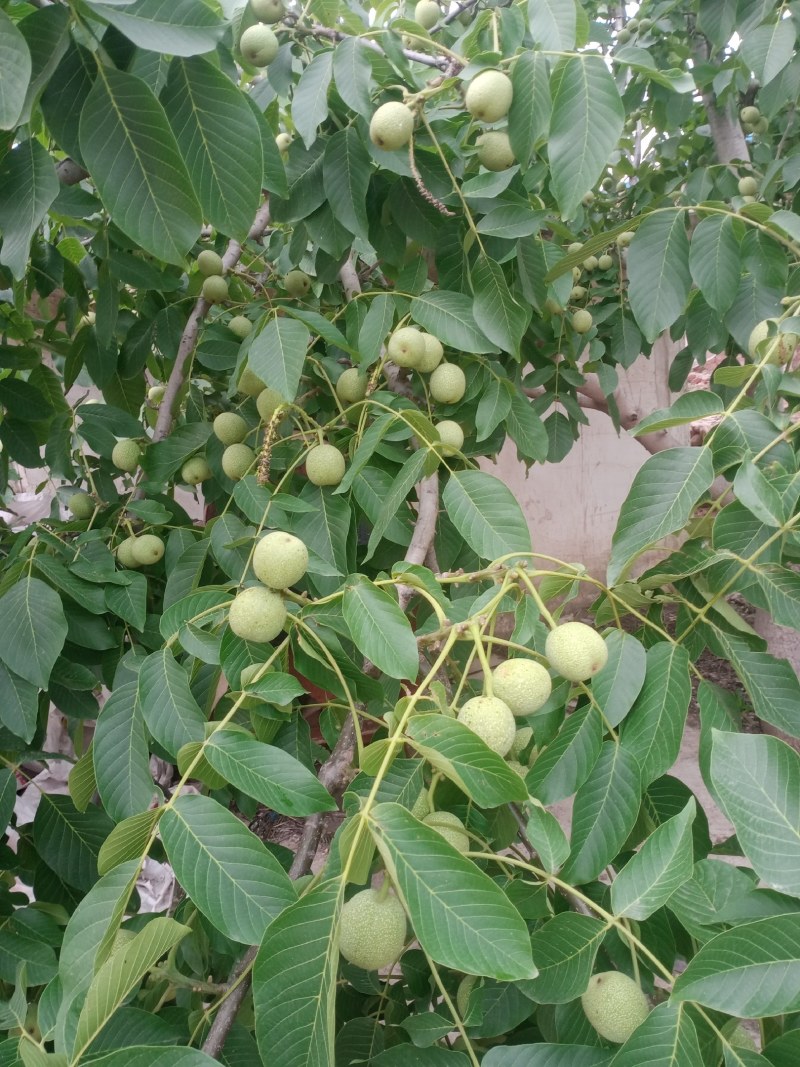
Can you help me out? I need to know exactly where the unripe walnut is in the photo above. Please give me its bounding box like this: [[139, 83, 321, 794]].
[[430, 362, 466, 404], [369, 101, 415, 150], [253, 531, 309, 589], [116, 537, 141, 569], [581, 972, 650, 1044], [197, 249, 224, 277], [68, 491, 95, 519], [250, 0, 285, 23], [597, 253, 613, 270], [202, 275, 229, 303], [275, 132, 293, 153], [414, 0, 441, 28], [222, 443, 256, 480], [545, 621, 608, 682], [305, 443, 346, 486], [336, 368, 368, 403], [284, 269, 311, 298], [182, 456, 212, 485], [213, 412, 248, 445], [238, 365, 267, 397], [228, 316, 253, 339], [464, 70, 513, 123], [112, 439, 141, 473], [571, 309, 593, 334], [132, 534, 165, 566], [387, 326, 425, 368], [422, 811, 469, 853], [240, 23, 279, 66], [738, 175, 759, 197], [457, 695, 516, 756], [228, 585, 287, 643], [417, 333, 444, 372], [338, 888, 406, 971], [256, 387, 284, 421], [435, 420, 464, 457], [740, 105, 761, 125], [476, 131, 515, 171]]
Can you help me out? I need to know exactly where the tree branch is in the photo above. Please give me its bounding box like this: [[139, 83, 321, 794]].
[[285, 17, 451, 70], [398, 473, 440, 611], [153, 200, 272, 442]]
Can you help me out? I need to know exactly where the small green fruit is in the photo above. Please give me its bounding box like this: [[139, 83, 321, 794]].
[[414, 0, 440, 27], [112, 439, 141, 473], [464, 69, 513, 123], [240, 23, 279, 66], [182, 456, 212, 485], [626, 18, 639, 32], [148, 384, 166, 403], [202, 275, 229, 303], [435, 420, 464, 457], [754, 116, 769, 135], [509, 726, 535, 762], [572, 266, 582, 281], [222, 443, 256, 480], [68, 492, 95, 520], [256, 387, 284, 421], [476, 131, 515, 171], [740, 105, 761, 125], [305, 443, 346, 486], [198, 249, 224, 277], [598, 253, 613, 270], [228, 585, 287, 643], [238, 364, 267, 397], [253, 530, 309, 589], [229, 316, 253, 339], [582, 255, 599, 271], [132, 534, 165, 566], [568, 241, 583, 254], [617, 27, 631, 43], [417, 333, 444, 373], [275, 132, 293, 153], [250, 0, 285, 23], [422, 811, 469, 853], [582, 191, 595, 205], [545, 621, 608, 682], [410, 789, 431, 819], [491, 659, 552, 716], [430, 362, 466, 404], [506, 759, 528, 778], [116, 537, 141, 569], [336, 368, 368, 404], [284, 269, 311, 298], [570, 286, 587, 301], [369, 101, 415, 151], [213, 411, 249, 445], [457, 695, 516, 756], [738, 175, 759, 196], [571, 309, 593, 334], [387, 326, 426, 368], [638, 17, 653, 30], [338, 888, 406, 971], [581, 972, 650, 1044], [616, 231, 635, 248]]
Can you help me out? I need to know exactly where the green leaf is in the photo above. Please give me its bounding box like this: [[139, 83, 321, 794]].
[[141, 422, 212, 483], [0, 577, 67, 689], [608, 447, 715, 585], [0, 139, 59, 281], [609, 1002, 702, 1066], [710, 731, 800, 895], [83, 0, 224, 57], [591, 631, 647, 729], [248, 317, 310, 403], [82, 1050, 222, 1067], [0, 768, 14, 835], [477, 206, 547, 240], [482, 1045, 611, 1067], [405, 714, 528, 807], [688, 215, 741, 315], [33, 794, 113, 891], [323, 127, 371, 240], [369, 803, 537, 980], [524, 913, 606, 1003], [471, 253, 528, 356], [561, 742, 642, 886], [745, 566, 800, 634], [291, 482, 352, 591], [529, 0, 576, 51], [548, 56, 624, 219], [79, 67, 202, 264], [71, 917, 189, 1061], [443, 470, 531, 561], [611, 798, 696, 920], [0, 661, 39, 742], [733, 460, 786, 527], [97, 809, 162, 876], [205, 731, 336, 816], [253, 880, 340, 1067], [332, 36, 373, 117], [292, 51, 333, 148], [631, 391, 725, 438], [93, 682, 158, 823], [711, 631, 800, 739], [364, 450, 426, 563], [526, 706, 603, 805], [0, 9, 31, 130], [672, 914, 800, 1016], [627, 212, 692, 342], [137, 650, 205, 757], [342, 575, 418, 681], [741, 17, 796, 87], [620, 643, 691, 785], [104, 573, 148, 632], [160, 793, 296, 944], [161, 57, 262, 239], [506, 388, 549, 462], [410, 291, 497, 354], [525, 804, 570, 873]]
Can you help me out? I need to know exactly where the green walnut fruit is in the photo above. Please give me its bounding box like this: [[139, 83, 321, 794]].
[[616, 231, 635, 248], [638, 17, 653, 31], [253, 530, 309, 589], [571, 309, 593, 334], [112, 439, 141, 473], [336, 368, 368, 404], [464, 69, 513, 123], [181, 456, 212, 485], [339, 887, 407, 971], [275, 132, 293, 153], [229, 315, 253, 339], [457, 974, 478, 1018], [198, 249, 224, 277], [132, 534, 165, 566], [369, 101, 415, 150], [410, 789, 431, 819], [430, 362, 466, 404], [306, 443, 346, 486], [740, 105, 761, 125], [738, 175, 759, 196], [387, 326, 426, 368], [250, 0, 285, 22], [422, 811, 469, 853], [748, 319, 799, 364], [545, 621, 608, 682], [435, 420, 464, 457], [213, 411, 249, 445], [415, 0, 440, 27], [572, 266, 582, 281], [68, 491, 95, 520], [491, 658, 552, 717], [284, 269, 311, 298], [457, 695, 516, 756], [228, 585, 287, 643], [509, 726, 534, 762], [238, 364, 267, 397], [598, 253, 613, 270], [222, 443, 256, 481], [256, 387, 284, 421], [582, 255, 599, 271], [616, 27, 631, 43], [570, 285, 587, 301], [417, 333, 444, 373], [477, 131, 515, 171], [202, 275, 229, 303], [240, 23, 279, 66], [581, 972, 650, 1044], [567, 241, 583, 254], [754, 116, 769, 135], [506, 759, 528, 778], [116, 537, 141, 569], [148, 384, 166, 403], [582, 191, 595, 206]]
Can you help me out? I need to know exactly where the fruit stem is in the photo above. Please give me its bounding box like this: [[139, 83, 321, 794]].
[[514, 568, 557, 628], [427, 771, 443, 809], [469, 625, 494, 696]]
